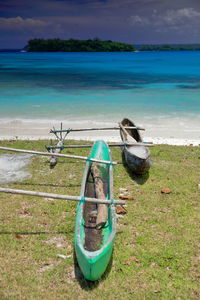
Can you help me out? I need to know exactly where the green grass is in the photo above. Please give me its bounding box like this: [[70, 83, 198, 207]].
[[0, 140, 199, 299]]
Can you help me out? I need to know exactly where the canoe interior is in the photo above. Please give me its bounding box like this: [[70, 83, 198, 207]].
[[120, 118, 150, 160], [121, 118, 142, 142], [83, 165, 109, 251], [79, 141, 114, 252]]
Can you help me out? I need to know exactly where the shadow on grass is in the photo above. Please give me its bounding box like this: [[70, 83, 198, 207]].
[[73, 249, 113, 290], [13, 182, 81, 189], [121, 152, 149, 185], [0, 230, 73, 235], [44, 160, 84, 165]]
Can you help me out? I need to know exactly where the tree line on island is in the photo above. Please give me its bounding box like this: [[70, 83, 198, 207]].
[[25, 38, 200, 52], [140, 44, 200, 51], [26, 38, 135, 52]]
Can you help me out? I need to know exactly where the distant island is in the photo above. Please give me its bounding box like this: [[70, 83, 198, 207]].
[[139, 44, 200, 51], [26, 38, 135, 52], [22, 39, 200, 52]]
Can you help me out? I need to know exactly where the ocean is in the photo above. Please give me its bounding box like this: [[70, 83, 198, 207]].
[[0, 51, 200, 144]]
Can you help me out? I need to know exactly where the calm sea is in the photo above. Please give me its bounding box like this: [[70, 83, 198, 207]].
[[0, 51, 200, 142]]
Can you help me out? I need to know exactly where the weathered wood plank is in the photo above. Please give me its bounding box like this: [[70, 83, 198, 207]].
[[91, 165, 108, 229]]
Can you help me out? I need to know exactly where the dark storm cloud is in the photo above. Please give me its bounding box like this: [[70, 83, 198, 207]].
[[1, 0, 200, 48]]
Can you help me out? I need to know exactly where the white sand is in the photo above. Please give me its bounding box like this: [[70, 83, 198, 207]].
[[0, 119, 199, 146]]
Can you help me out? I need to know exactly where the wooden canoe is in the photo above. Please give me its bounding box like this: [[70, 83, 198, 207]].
[[74, 140, 116, 281], [119, 118, 150, 174]]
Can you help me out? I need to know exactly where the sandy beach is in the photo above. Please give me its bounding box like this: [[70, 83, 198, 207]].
[[1, 52, 200, 147], [0, 118, 199, 146]]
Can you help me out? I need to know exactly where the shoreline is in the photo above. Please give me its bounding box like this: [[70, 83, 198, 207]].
[[0, 119, 199, 146], [0, 135, 199, 146]]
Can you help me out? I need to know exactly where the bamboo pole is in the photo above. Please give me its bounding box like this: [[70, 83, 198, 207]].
[[46, 142, 153, 150], [119, 122, 141, 145], [0, 146, 117, 165], [50, 126, 145, 134], [0, 187, 125, 205], [119, 122, 129, 139]]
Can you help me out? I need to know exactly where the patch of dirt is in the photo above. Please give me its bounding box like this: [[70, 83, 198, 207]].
[[19, 209, 32, 218], [190, 243, 200, 284], [39, 264, 54, 273]]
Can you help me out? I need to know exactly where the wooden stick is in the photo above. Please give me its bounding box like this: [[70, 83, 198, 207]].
[[60, 122, 63, 140], [119, 122, 129, 139], [0, 187, 125, 205], [46, 142, 154, 150], [0, 146, 117, 165], [50, 126, 145, 134], [52, 126, 60, 140], [119, 122, 140, 144]]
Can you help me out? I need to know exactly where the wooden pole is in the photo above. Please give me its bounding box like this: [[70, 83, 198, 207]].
[[119, 122, 129, 139], [0, 146, 117, 165], [50, 126, 145, 134], [0, 187, 125, 205], [119, 122, 139, 144], [46, 142, 153, 150], [52, 126, 60, 140]]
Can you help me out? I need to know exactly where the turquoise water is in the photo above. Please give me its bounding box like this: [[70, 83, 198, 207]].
[[0, 51, 200, 140]]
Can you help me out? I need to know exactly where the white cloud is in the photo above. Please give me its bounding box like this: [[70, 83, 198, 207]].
[[0, 16, 49, 31], [129, 7, 200, 31], [161, 8, 200, 25], [129, 15, 149, 26]]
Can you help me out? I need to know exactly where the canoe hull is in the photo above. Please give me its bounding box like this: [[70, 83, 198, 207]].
[[74, 204, 115, 281], [74, 140, 116, 281], [75, 242, 113, 281], [123, 148, 150, 175], [120, 118, 150, 175]]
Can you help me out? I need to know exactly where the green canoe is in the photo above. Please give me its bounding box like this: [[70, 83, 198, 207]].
[[74, 140, 116, 281]]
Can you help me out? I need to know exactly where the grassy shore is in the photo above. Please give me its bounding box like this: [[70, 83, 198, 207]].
[[0, 140, 199, 300]]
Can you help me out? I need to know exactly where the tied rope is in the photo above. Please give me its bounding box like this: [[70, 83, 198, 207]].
[[80, 196, 86, 203]]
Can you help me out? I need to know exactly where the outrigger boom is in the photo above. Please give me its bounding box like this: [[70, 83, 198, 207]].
[[0, 187, 125, 205], [0, 146, 117, 165], [46, 141, 153, 150], [50, 126, 145, 134]]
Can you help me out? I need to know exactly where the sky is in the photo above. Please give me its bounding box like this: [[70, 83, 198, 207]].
[[1, 0, 200, 48]]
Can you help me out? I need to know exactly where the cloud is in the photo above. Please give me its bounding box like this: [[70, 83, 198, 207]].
[[160, 7, 200, 26], [0, 16, 49, 31], [129, 7, 200, 31], [129, 15, 149, 26]]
